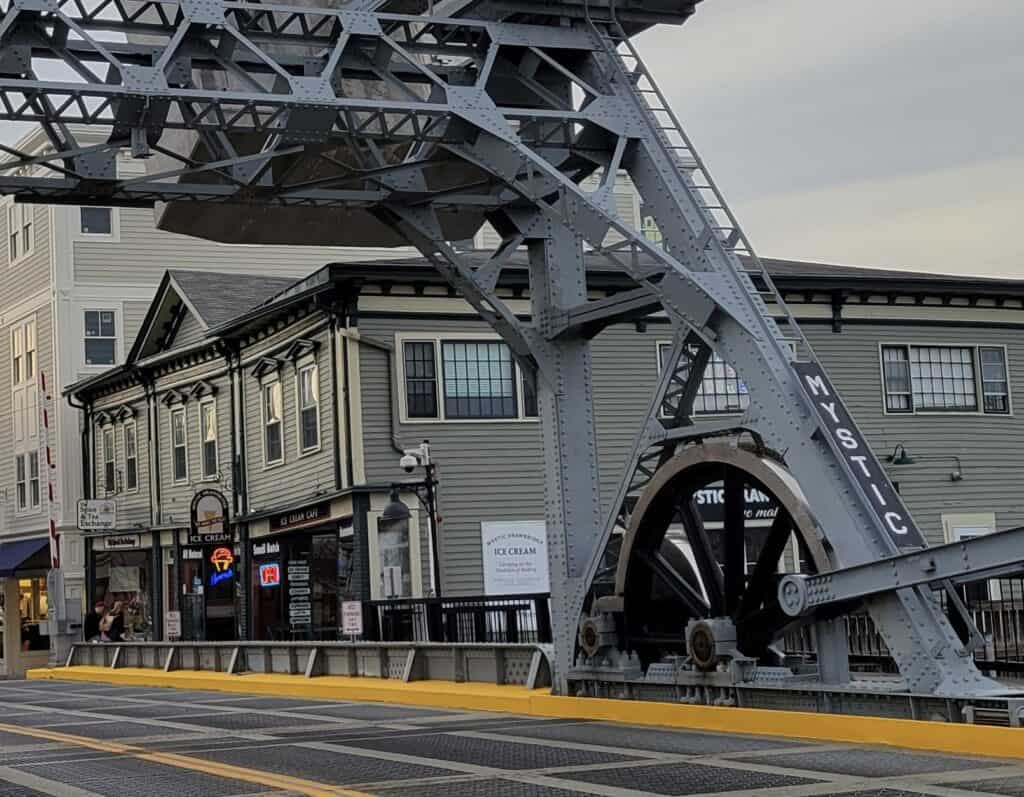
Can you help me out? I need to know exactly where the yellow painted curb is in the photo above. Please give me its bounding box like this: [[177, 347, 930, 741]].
[[29, 666, 1024, 761]]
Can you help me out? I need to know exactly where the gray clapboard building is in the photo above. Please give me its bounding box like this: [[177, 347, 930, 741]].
[[61, 255, 1024, 644]]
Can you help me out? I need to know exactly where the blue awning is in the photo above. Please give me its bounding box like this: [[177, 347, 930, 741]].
[[0, 538, 49, 577]]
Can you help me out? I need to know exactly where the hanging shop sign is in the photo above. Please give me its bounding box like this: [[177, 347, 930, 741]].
[[259, 562, 281, 587], [77, 499, 117, 531], [693, 486, 779, 528], [793, 361, 926, 549], [481, 520, 550, 596], [190, 489, 231, 545], [270, 502, 331, 534], [100, 533, 141, 550], [209, 546, 235, 587]]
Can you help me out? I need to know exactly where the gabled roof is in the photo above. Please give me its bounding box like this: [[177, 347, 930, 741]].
[[127, 269, 296, 363]]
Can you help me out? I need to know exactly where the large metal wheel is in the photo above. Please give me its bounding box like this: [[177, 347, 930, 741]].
[[613, 444, 833, 666]]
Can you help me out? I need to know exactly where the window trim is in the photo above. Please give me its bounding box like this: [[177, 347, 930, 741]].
[[83, 308, 120, 368], [76, 206, 120, 240], [394, 332, 538, 424], [260, 377, 285, 468], [295, 361, 322, 456], [102, 427, 117, 494], [199, 397, 219, 480], [123, 419, 139, 493], [169, 406, 189, 484], [6, 200, 34, 265], [877, 342, 1013, 417]]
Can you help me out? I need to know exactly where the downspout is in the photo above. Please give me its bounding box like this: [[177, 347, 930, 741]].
[[148, 380, 161, 525], [66, 392, 91, 499], [234, 346, 248, 516], [329, 310, 344, 491]]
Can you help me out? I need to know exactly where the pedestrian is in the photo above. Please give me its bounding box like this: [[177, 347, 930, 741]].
[[99, 601, 125, 643], [84, 600, 105, 642]]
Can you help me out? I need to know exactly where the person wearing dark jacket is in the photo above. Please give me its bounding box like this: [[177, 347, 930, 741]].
[[83, 601, 105, 642], [99, 601, 125, 642]]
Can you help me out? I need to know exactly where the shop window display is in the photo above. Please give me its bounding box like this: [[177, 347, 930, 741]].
[[19, 577, 50, 651], [92, 550, 153, 639]]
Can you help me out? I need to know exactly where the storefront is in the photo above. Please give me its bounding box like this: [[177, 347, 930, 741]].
[[0, 537, 52, 678], [248, 498, 357, 640], [86, 532, 159, 640]]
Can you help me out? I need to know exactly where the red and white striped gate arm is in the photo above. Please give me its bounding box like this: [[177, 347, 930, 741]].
[[39, 372, 59, 569]]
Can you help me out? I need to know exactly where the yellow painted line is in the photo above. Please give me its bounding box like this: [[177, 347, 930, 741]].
[[28, 665, 1024, 762], [0, 722, 373, 797]]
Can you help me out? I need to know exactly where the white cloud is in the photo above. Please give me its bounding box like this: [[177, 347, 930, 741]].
[[739, 156, 1024, 277]]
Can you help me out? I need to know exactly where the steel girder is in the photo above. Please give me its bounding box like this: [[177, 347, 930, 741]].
[[0, 0, 1011, 696]]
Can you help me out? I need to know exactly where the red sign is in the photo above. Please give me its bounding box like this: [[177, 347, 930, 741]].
[[259, 562, 281, 587], [210, 547, 235, 573]]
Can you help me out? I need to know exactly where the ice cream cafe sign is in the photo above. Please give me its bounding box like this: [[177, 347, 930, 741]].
[[481, 521, 549, 595]]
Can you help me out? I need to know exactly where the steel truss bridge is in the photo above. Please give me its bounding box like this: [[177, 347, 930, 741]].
[[2, 0, 1022, 722]]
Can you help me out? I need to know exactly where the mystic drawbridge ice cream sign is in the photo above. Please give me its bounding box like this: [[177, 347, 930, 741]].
[[481, 520, 550, 595]]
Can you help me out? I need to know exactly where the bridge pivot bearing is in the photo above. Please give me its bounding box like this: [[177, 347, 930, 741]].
[[686, 618, 737, 671]]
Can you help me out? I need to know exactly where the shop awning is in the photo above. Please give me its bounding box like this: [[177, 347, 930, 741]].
[[0, 538, 50, 577]]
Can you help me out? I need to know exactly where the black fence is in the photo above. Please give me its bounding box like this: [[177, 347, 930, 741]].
[[363, 593, 552, 644], [784, 573, 1024, 677]]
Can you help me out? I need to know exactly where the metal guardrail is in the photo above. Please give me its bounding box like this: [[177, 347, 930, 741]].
[[363, 593, 553, 644], [68, 640, 552, 689]]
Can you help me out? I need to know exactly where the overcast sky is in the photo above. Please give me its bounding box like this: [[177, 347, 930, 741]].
[[637, 0, 1024, 277], [3, 1, 1021, 277]]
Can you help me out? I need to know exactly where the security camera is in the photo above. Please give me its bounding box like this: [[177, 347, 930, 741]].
[[400, 453, 419, 473]]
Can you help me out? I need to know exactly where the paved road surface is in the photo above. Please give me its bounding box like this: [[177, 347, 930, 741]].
[[0, 679, 1020, 796]]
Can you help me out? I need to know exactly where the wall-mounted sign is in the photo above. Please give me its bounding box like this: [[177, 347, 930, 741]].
[[209, 546, 235, 587], [259, 562, 281, 587], [252, 541, 281, 557], [182, 548, 204, 560], [270, 502, 330, 534], [190, 489, 231, 544], [78, 499, 116, 531], [793, 361, 925, 549], [481, 520, 550, 596], [693, 486, 779, 529], [101, 534, 141, 550], [287, 560, 312, 628]]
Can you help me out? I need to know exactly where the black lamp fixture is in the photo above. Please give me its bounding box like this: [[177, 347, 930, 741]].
[[885, 444, 964, 481], [381, 488, 411, 523], [886, 443, 915, 465]]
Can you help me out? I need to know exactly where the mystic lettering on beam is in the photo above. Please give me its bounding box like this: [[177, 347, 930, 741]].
[[793, 362, 926, 549]]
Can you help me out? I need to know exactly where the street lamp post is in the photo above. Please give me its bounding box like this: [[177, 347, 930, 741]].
[[396, 441, 442, 598]]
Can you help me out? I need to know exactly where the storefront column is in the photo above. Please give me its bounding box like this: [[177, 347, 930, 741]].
[[151, 543, 163, 639], [84, 537, 95, 610], [1, 578, 17, 675], [352, 493, 372, 601], [237, 523, 250, 641]]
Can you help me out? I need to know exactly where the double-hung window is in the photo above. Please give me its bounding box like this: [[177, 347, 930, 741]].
[[200, 401, 218, 479], [84, 310, 117, 366], [15, 455, 26, 511], [657, 343, 750, 415], [881, 344, 1010, 415], [28, 452, 39, 508], [124, 421, 138, 491], [171, 408, 188, 482], [103, 428, 116, 493], [263, 381, 283, 464], [80, 207, 112, 236], [7, 203, 33, 262], [297, 364, 320, 453], [400, 338, 537, 421]]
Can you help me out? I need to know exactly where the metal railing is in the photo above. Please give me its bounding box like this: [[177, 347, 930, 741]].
[[363, 594, 552, 645], [784, 574, 1024, 677]]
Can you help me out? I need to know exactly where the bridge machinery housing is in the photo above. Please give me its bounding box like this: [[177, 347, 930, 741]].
[[1, 0, 1022, 723]]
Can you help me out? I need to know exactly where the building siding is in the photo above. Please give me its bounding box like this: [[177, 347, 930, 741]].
[[171, 310, 207, 350], [92, 385, 150, 529], [242, 322, 337, 516]]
